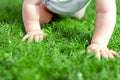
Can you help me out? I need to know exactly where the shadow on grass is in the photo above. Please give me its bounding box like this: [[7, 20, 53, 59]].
[[43, 17, 93, 48]]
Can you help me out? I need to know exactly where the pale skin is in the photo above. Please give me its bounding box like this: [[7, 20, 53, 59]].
[[22, 0, 119, 59]]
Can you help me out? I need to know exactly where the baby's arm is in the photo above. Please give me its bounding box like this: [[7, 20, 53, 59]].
[[22, 0, 44, 41], [88, 0, 118, 58]]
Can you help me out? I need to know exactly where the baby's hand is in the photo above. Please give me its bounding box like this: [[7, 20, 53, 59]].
[[22, 30, 44, 42], [87, 44, 119, 59]]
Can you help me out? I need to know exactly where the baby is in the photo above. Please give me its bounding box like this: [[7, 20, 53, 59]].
[[22, 0, 118, 59]]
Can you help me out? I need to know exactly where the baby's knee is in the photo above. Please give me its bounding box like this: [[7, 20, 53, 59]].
[[39, 3, 53, 24], [40, 17, 52, 24], [74, 8, 86, 19], [39, 11, 53, 24]]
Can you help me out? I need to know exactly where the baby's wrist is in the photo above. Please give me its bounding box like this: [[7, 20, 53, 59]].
[[90, 42, 107, 47], [25, 25, 41, 33], [26, 29, 42, 33]]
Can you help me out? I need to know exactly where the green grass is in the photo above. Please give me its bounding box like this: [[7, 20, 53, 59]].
[[0, 0, 120, 80]]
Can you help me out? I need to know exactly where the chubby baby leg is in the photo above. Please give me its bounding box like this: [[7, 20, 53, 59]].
[[74, 8, 86, 19], [39, 3, 53, 24]]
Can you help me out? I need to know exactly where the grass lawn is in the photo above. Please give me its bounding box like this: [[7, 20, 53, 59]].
[[0, 0, 120, 80]]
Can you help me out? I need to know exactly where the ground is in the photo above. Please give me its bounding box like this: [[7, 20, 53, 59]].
[[0, 0, 120, 80]]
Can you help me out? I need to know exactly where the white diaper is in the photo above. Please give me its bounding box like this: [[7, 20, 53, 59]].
[[42, 0, 91, 16]]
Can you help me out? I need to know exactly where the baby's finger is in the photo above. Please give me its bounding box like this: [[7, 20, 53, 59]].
[[110, 50, 120, 58], [100, 50, 108, 58], [28, 35, 34, 41], [87, 48, 91, 53], [107, 51, 114, 58], [39, 34, 44, 41], [95, 49, 101, 59], [87, 47, 94, 53], [22, 34, 29, 41], [34, 34, 40, 42]]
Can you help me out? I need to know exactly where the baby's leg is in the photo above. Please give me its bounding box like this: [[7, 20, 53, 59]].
[[39, 3, 53, 24], [74, 8, 86, 19]]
